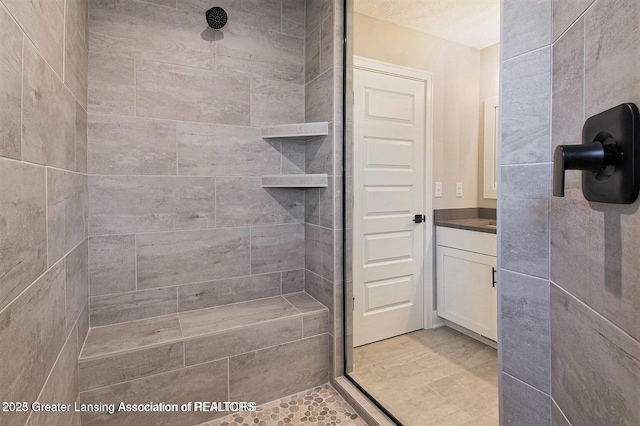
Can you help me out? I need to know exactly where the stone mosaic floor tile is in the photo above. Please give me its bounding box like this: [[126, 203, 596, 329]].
[[204, 384, 368, 426]]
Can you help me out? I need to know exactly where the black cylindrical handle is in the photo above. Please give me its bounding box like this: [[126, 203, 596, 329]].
[[553, 142, 616, 197]]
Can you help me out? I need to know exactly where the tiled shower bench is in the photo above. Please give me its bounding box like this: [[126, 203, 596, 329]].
[[78, 293, 329, 426]]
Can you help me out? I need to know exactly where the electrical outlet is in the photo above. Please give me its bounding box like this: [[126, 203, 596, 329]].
[[435, 182, 443, 198], [456, 182, 463, 197]]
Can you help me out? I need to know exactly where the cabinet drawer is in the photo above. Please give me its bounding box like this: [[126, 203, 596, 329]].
[[436, 226, 497, 256]]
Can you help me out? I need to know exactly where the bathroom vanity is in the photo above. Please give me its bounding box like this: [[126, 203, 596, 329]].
[[434, 214, 497, 342]]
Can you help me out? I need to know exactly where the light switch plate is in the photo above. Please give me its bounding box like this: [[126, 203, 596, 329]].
[[435, 182, 443, 198], [456, 182, 463, 197]]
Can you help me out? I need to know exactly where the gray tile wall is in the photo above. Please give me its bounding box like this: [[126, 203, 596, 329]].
[[502, 0, 640, 424], [548, 0, 640, 424], [87, 0, 307, 326], [499, 0, 552, 423], [304, 0, 344, 381], [0, 0, 89, 425], [83, 0, 335, 423]]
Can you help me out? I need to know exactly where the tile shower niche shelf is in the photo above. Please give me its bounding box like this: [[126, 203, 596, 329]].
[[261, 122, 329, 140], [262, 174, 328, 189]]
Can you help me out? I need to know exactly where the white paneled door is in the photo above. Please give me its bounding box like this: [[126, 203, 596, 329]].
[[353, 60, 431, 347]]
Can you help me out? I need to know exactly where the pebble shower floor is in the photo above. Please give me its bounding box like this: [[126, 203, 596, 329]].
[[201, 384, 368, 426]]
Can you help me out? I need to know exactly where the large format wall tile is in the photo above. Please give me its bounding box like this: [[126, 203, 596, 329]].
[[177, 122, 280, 176], [306, 127, 334, 175], [251, 224, 305, 274], [66, 240, 89, 334], [178, 273, 281, 312], [0, 4, 22, 160], [306, 0, 333, 35], [88, 114, 177, 175], [89, 0, 215, 70], [282, 269, 305, 294], [501, 47, 552, 164], [0, 159, 46, 311], [584, 0, 640, 117], [502, 373, 551, 426], [216, 178, 304, 227], [305, 270, 332, 310], [552, 17, 584, 151], [47, 169, 88, 265], [217, 24, 304, 84], [306, 69, 334, 123], [81, 315, 182, 358], [229, 334, 329, 404], [179, 296, 299, 337], [0, 261, 66, 426], [136, 60, 250, 124], [306, 27, 321, 83], [551, 399, 571, 426], [137, 228, 250, 288], [551, 284, 640, 425], [250, 78, 305, 126], [80, 359, 228, 426], [501, 164, 550, 278], [88, 176, 215, 235], [179, 0, 282, 32], [76, 102, 88, 173], [2, 0, 64, 76], [26, 327, 79, 426], [88, 53, 134, 116], [502, 0, 551, 59], [184, 317, 303, 366], [283, 0, 305, 28], [89, 235, 136, 296], [501, 270, 550, 393], [64, 0, 88, 109], [79, 342, 184, 391], [305, 224, 334, 280], [89, 287, 178, 326], [552, 0, 593, 41], [22, 40, 75, 170], [320, 14, 335, 75]]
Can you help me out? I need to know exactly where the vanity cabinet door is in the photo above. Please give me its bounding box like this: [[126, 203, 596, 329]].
[[436, 246, 497, 341]]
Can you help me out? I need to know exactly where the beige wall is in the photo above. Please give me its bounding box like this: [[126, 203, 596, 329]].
[[478, 43, 500, 209], [354, 13, 483, 209]]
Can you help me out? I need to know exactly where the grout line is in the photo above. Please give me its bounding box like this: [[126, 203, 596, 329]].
[[133, 57, 137, 115], [134, 233, 138, 291], [87, 222, 303, 239], [28, 317, 78, 422], [20, 31, 24, 164], [503, 44, 552, 63], [550, 280, 640, 344]]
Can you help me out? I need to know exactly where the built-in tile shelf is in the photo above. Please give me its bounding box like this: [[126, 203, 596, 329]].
[[262, 174, 328, 189], [261, 122, 329, 140]]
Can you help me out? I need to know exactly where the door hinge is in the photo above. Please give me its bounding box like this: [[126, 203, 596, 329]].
[[492, 267, 497, 287]]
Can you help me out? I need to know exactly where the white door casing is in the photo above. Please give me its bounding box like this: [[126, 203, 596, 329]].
[[353, 58, 433, 347]]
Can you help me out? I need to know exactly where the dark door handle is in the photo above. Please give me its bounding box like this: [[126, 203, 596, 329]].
[[413, 215, 425, 223], [492, 267, 496, 287]]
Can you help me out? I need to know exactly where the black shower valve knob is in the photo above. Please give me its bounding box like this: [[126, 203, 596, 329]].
[[552, 103, 639, 204]]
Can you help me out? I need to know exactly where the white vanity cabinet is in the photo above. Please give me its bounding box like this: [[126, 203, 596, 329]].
[[436, 226, 497, 341]]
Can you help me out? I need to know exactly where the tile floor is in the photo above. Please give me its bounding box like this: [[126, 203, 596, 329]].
[[205, 384, 368, 426], [351, 326, 498, 425]]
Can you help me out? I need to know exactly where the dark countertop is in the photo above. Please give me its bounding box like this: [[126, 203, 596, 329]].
[[434, 218, 497, 234]]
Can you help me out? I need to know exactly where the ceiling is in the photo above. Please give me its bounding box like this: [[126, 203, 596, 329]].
[[353, 0, 500, 50]]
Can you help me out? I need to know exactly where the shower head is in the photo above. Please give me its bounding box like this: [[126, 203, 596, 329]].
[[206, 7, 227, 29]]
